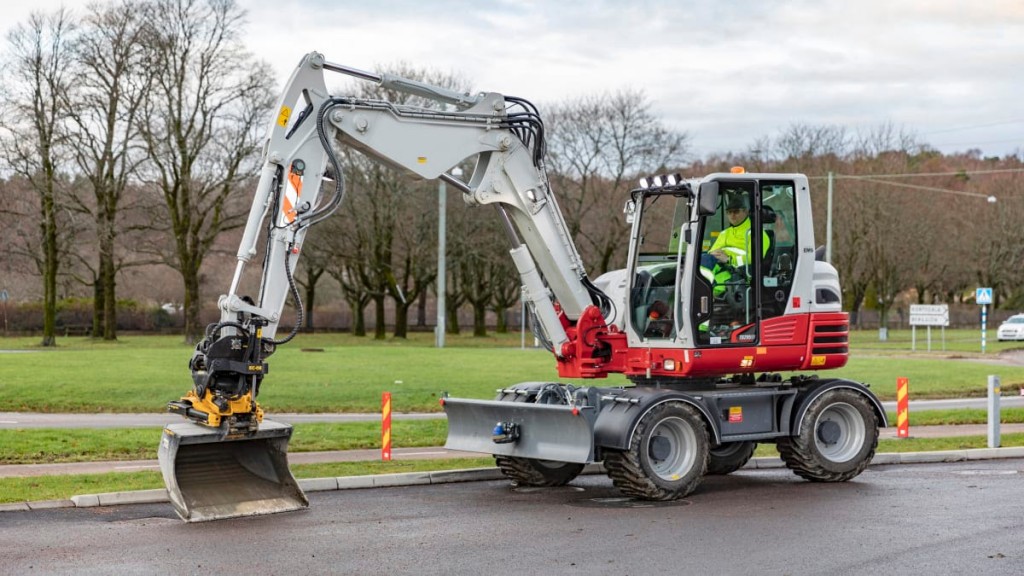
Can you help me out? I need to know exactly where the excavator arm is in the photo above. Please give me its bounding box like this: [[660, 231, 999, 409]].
[[171, 52, 611, 430], [159, 52, 613, 521]]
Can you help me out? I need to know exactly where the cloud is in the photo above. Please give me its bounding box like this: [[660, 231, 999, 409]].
[[3, 0, 1022, 157]]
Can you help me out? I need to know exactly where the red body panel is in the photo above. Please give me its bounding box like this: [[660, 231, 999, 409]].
[[555, 307, 849, 380]]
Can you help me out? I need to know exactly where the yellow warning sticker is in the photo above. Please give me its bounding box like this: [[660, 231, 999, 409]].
[[810, 355, 826, 366], [277, 105, 292, 128]]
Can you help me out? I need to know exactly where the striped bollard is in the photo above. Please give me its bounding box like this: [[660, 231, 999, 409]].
[[382, 392, 392, 461], [896, 377, 910, 439]]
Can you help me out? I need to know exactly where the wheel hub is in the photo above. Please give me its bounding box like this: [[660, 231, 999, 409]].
[[817, 420, 841, 445], [649, 435, 671, 461]]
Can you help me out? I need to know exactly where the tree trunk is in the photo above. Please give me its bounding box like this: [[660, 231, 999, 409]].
[[473, 303, 487, 337], [393, 302, 410, 339], [182, 267, 202, 345], [40, 181, 58, 348], [494, 307, 508, 333], [101, 234, 117, 340], [445, 294, 461, 335], [344, 294, 367, 337], [373, 294, 387, 340], [92, 278, 104, 338], [303, 279, 316, 332], [417, 290, 427, 327]]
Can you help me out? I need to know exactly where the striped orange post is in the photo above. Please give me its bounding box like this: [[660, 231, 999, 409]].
[[896, 377, 910, 438], [382, 392, 392, 461]]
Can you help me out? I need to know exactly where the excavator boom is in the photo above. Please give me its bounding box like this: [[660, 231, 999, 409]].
[[160, 52, 606, 521]]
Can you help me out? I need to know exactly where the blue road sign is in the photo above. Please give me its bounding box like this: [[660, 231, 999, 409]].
[[976, 287, 993, 305]]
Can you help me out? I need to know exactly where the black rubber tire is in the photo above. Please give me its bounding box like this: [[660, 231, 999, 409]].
[[776, 389, 879, 482], [494, 456, 585, 487], [603, 401, 709, 500], [706, 441, 757, 475]]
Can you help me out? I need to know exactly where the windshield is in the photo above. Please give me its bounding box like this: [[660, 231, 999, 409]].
[[628, 192, 690, 340], [635, 192, 690, 261], [1007, 317, 1024, 324]]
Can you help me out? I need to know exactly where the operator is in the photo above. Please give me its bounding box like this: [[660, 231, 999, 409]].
[[699, 191, 770, 294]]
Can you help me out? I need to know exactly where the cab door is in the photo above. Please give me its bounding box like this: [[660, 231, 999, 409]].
[[691, 180, 764, 346]]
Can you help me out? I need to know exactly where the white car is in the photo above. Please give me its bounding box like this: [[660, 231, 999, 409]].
[[997, 314, 1024, 341]]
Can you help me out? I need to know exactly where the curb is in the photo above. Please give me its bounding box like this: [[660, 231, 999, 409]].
[[2, 447, 1023, 514]]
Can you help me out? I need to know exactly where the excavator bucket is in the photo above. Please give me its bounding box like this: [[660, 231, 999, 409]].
[[443, 398, 596, 463], [158, 419, 308, 522]]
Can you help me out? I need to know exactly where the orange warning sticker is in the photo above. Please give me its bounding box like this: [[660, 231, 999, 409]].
[[728, 406, 743, 423], [756, 347, 767, 355]]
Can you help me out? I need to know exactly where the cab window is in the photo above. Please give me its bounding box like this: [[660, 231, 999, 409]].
[[629, 192, 689, 340]]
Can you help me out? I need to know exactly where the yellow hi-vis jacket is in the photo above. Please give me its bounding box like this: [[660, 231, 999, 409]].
[[709, 217, 770, 267]]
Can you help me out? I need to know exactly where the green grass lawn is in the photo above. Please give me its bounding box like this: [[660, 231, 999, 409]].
[[0, 333, 614, 413], [1, 330, 1022, 414]]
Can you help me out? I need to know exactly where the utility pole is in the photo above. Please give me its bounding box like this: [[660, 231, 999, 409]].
[[436, 168, 463, 347], [436, 177, 447, 348], [825, 171, 834, 264]]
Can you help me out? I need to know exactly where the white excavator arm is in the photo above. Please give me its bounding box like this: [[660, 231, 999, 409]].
[[230, 52, 600, 348], [171, 52, 611, 433]]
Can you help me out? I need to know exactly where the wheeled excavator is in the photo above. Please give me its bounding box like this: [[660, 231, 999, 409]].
[[158, 52, 886, 522]]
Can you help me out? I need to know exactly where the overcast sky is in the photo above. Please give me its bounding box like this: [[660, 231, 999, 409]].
[[4, 0, 1023, 159]]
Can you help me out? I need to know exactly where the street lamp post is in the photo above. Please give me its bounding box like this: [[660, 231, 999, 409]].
[[436, 167, 462, 348]]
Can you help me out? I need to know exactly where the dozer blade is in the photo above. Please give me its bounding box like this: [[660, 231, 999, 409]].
[[443, 398, 596, 463], [158, 419, 308, 522]]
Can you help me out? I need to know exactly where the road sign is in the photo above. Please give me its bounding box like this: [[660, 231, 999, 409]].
[[909, 304, 949, 327], [976, 287, 993, 305]]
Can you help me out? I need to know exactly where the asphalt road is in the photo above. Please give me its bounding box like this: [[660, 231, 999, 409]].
[[1, 458, 1022, 575], [1, 396, 1022, 429]]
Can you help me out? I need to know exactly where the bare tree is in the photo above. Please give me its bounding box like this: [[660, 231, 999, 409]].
[[64, 0, 150, 340], [0, 9, 78, 346], [546, 89, 689, 274], [292, 231, 328, 331], [774, 123, 851, 169], [319, 64, 467, 339], [137, 0, 275, 342]]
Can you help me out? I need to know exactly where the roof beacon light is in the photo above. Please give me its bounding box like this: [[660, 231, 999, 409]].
[[730, 166, 746, 174]]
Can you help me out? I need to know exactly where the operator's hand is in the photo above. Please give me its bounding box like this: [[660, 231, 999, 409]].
[[710, 249, 728, 263]]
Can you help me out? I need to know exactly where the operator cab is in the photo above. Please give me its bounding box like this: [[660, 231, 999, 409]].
[[625, 174, 798, 348]]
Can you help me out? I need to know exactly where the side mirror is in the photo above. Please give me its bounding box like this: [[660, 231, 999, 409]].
[[623, 199, 637, 224], [698, 181, 719, 216]]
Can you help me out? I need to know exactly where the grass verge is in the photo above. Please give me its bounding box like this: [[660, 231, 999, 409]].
[[4, 410, 1024, 465], [0, 457, 495, 504], [0, 421, 446, 464], [3, 436, 1022, 505]]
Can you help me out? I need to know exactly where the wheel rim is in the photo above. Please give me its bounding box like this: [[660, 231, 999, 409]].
[[813, 402, 866, 462], [646, 416, 698, 480]]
